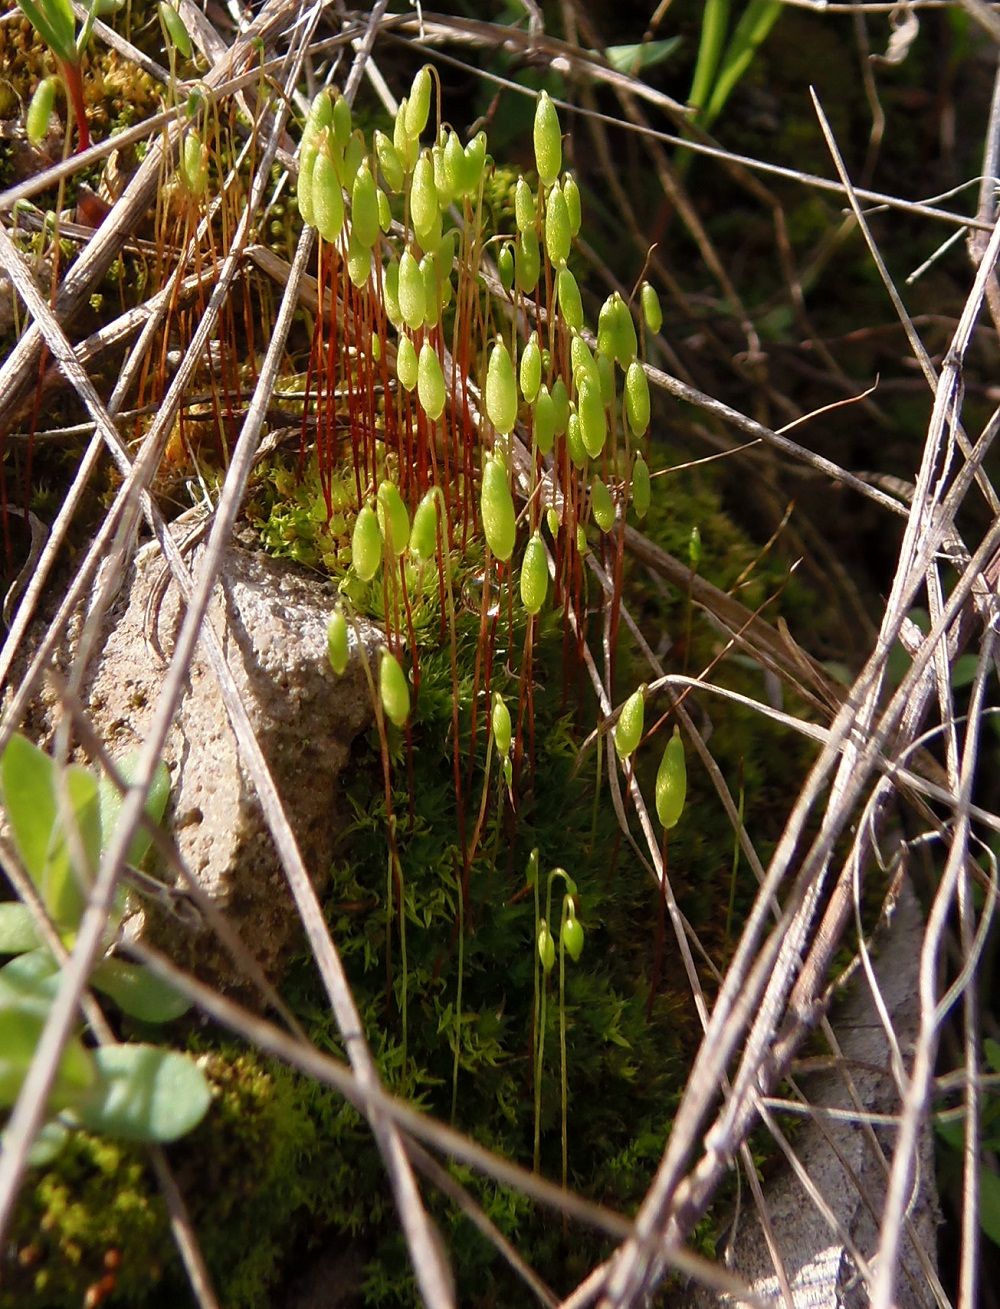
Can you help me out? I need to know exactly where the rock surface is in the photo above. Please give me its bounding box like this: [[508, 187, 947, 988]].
[[78, 527, 380, 987]]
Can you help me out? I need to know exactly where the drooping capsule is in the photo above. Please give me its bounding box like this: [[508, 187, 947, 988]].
[[327, 608, 349, 676], [410, 488, 441, 560], [313, 141, 345, 243], [377, 480, 411, 557], [556, 265, 583, 332], [591, 476, 615, 532], [351, 161, 380, 249], [411, 153, 439, 249], [515, 227, 540, 294], [515, 177, 536, 233], [561, 905, 584, 961], [398, 248, 426, 331], [655, 727, 687, 829], [544, 185, 571, 267], [352, 504, 382, 581], [380, 650, 411, 728], [631, 453, 651, 519], [405, 65, 433, 139], [492, 692, 512, 757], [614, 686, 645, 760], [533, 386, 556, 456], [26, 76, 58, 148], [577, 380, 606, 459], [485, 337, 518, 436], [533, 91, 561, 188], [417, 340, 446, 420], [396, 334, 418, 391], [625, 359, 651, 437], [519, 332, 542, 405], [480, 455, 516, 562], [520, 531, 548, 614], [641, 281, 663, 333]]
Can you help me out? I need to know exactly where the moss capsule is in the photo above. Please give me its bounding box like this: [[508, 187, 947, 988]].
[[498, 242, 515, 294], [327, 608, 349, 676], [537, 921, 556, 973], [533, 386, 555, 455], [492, 692, 512, 757], [351, 161, 380, 249], [614, 686, 645, 760], [481, 455, 516, 562], [631, 453, 651, 519], [485, 337, 517, 436], [625, 360, 651, 437], [520, 531, 548, 614], [556, 265, 583, 332], [655, 727, 687, 829], [544, 185, 571, 267], [396, 334, 418, 392], [374, 129, 404, 192], [410, 488, 441, 560], [591, 476, 615, 532], [398, 249, 425, 330], [577, 380, 606, 459], [352, 504, 382, 581], [405, 65, 432, 139], [515, 227, 540, 293], [515, 177, 536, 233], [411, 152, 438, 248], [26, 76, 57, 148], [313, 142, 345, 244], [380, 651, 410, 728], [519, 332, 542, 404], [377, 480, 410, 557], [417, 340, 446, 420], [562, 173, 581, 235], [561, 909, 584, 962], [159, 1, 192, 58], [641, 281, 663, 333], [533, 91, 561, 188]]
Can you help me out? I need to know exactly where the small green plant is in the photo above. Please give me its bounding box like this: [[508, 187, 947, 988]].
[[14, 0, 122, 152], [0, 733, 210, 1162]]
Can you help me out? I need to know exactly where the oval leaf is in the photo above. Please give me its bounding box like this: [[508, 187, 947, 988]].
[[75, 1045, 211, 1142]]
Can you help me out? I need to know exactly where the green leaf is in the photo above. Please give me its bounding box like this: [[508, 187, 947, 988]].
[[0, 903, 43, 954], [0, 1000, 95, 1109], [0, 948, 60, 1001], [91, 957, 190, 1023], [605, 38, 681, 75], [74, 1045, 211, 1142], [2, 734, 101, 929], [15, 0, 77, 61], [99, 756, 170, 870]]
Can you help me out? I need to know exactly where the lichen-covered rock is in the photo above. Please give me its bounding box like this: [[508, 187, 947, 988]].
[[82, 526, 380, 988]]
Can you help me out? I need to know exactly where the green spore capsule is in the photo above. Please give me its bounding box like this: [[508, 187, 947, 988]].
[[380, 650, 410, 728], [306, 89, 333, 134], [377, 189, 392, 232], [374, 130, 404, 192], [460, 131, 487, 196], [405, 65, 432, 139], [546, 506, 561, 538], [411, 153, 438, 247], [180, 131, 208, 197], [689, 525, 702, 570], [562, 173, 581, 235], [537, 921, 556, 973], [432, 138, 454, 206], [351, 161, 380, 249], [327, 608, 349, 676], [377, 480, 410, 556], [480, 455, 516, 562], [442, 130, 464, 199], [492, 692, 512, 757], [655, 727, 687, 829], [26, 76, 57, 148], [383, 257, 402, 330], [533, 91, 561, 188], [498, 242, 515, 294], [515, 177, 536, 233], [566, 410, 587, 469], [576, 523, 588, 555], [520, 332, 542, 404], [398, 249, 425, 330], [561, 908, 584, 962], [515, 227, 540, 293], [614, 686, 645, 760], [297, 136, 319, 227], [159, 1, 192, 58], [641, 281, 663, 333], [597, 292, 638, 365], [346, 230, 371, 289], [396, 334, 418, 392], [410, 488, 441, 560], [341, 129, 365, 188], [577, 380, 606, 459], [420, 254, 440, 328], [352, 504, 382, 581], [313, 142, 345, 244], [393, 100, 419, 171], [533, 386, 556, 455], [591, 476, 615, 532], [597, 351, 615, 407], [556, 265, 583, 332], [544, 186, 571, 267], [332, 94, 352, 151], [417, 340, 446, 420], [570, 333, 598, 390], [551, 377, 570, 436], [485, 337, 518, 436], [625, 359, 651, 437], [520, 531, 548, 614], [631, 452, 651, 518]]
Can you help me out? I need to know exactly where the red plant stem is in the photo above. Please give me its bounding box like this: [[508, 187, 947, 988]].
[[57, 58, 90, 153]]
